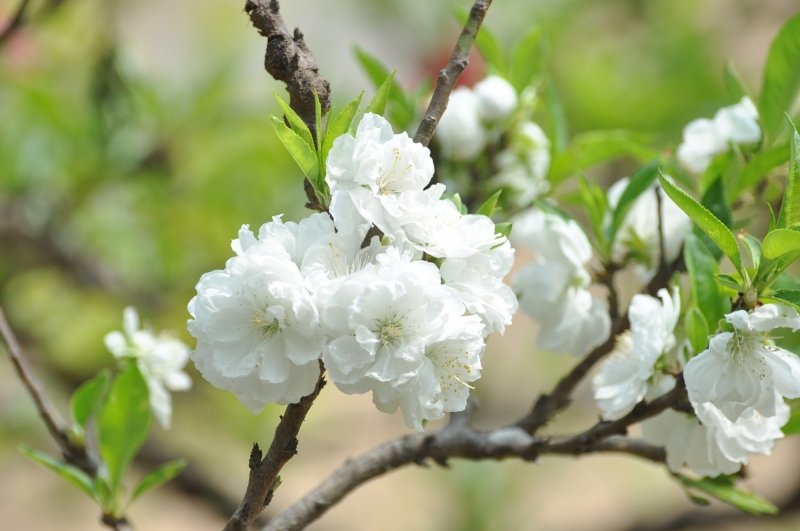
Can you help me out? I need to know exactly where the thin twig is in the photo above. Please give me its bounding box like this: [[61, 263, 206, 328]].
[[0, 306, 96, 475], [261, 380, 685, 531], [224, 363, 327, 531], [0, 0, 32, 48], [413, 0, 492, 147], [244, 0, 331, 140]]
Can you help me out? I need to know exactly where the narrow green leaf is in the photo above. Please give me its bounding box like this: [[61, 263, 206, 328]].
[[98, 365, 151, 497], [658, 173, 742, 274], [476, 190, 502, 217], [129, 459, 187, 504], [715, 274, 745, 293], [685, 307, 710, 354], [454, 8, 506, 74], [365, 72, 394, 117], [273, 91, 315, 152], [353, 47, 414, 128], [769, 203, 778, 232], [778, 121, 800, 228], [70, 369, 111, 435], [701, 177, 733, 229], [724, 60, 749, 101], [542, 74, 568, 155], [782, 401, 800, 435], [734, 143, 790, 196], [270, 116, 320, 180], [738, 231, 762, 271], [758, 13, 800, 143], [763, 290, 800, 312], [512, 28, 543, 92], [684, 233, 727, 326], [608, 160, 660, 243], [314, 92, 323, 154], [322, 92, 364, 164], [495, 222, 512, 239], [680, 475, 779, 515], [762, 229, 800, 260], [19, 445, 97, 501]]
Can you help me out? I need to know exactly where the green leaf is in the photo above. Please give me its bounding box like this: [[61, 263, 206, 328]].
[[19, 445, 97, 501], [762, 228, 800, 260], [322, 92, 363, 164], [769, 203, 778, 232], [273, 91, 315, 152], [778, 121, 800, 228], [129, 459, 187, 505], [511, 28, 543, 92], [98, 365, 151, 497], [680, 475, 778, 515], [783, 401, 800, 435], [758, 13, 800, 143], [608, 160, 660, 243], [365, 72, 394, 117], [454, 8, 506, 75], [684, 233, 727, 326], [354, 47, 414, 129], [738, 231, 762, 271], [542, 74, 568, 155], [734, 143, 790, 196], [70, 369, 111, 436], [701, 177, 733, 229], [715, 274, 745, 293], [495, 222, 512, 239], [763, 290, 800, 312], [270, 116, 320, 181], [314, 92, 323, 154], [658, 173, 742, 274], [549, 130, 658, 185], [685, 307, 710, 354], [723, 60, 750, 101], [476, 190, 502, 217]]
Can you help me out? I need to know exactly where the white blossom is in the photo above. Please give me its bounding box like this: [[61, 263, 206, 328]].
[[435, 87, 487, 161], [474, 75, 518, 123], [512, 209, 610, 355], [403, 198, 504, 259], [492, 122, 551, 207], [685, 304, 800, 422], [607, 177, 691, 280], [188, 222, 328, 413], [326, 113, 441, 240], [439, 241, 518, 336], [105, 307, 192, 429], [677, 97, 760, 174], [593, 288, 680, 420]]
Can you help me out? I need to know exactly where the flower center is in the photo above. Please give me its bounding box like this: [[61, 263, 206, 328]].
[[724, 330, 768, 378], [376, 148, 413, 195], [324, 244, 375, 279], [375, 315, 404, 346], [260, 318, 281, 338], [251, 307, 284, 338]]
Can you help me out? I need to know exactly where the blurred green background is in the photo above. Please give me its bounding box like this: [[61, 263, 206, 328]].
[[2, 0, 800, 530]]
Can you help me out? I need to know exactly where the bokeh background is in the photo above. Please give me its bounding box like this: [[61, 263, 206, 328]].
[[2, 0, 800, 530]]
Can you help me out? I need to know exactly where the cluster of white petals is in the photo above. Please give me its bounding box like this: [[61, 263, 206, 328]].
[[593, 288, 679, 420], [189, 113, 517, 430], [492, 122, 551, 207], [511, 209, 610, 356], [435, 76, 518, 161], [105, 307, 192, 429], [607, 177, 691, 280], [677, 97, 761, 174]]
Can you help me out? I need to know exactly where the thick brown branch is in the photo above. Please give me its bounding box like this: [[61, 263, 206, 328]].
[[413, 0, 492, 147], [224, 364, 327, 531], [261, 382, 684, 531], [244, 0, 331, 140], [0, 306, 96, 475]]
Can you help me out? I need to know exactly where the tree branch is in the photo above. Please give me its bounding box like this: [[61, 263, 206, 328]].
[[413, 0, 492, 147], [0, 306, 96, 475], [243, 0, 330, 141], [224, 363, 327, 531], [260, 380, 685, 531]]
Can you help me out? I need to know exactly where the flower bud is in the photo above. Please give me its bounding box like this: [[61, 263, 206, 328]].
[[474, 75, 518, 122]]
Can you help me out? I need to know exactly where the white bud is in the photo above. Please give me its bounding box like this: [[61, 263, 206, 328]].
[[474, 76, 518, 122]]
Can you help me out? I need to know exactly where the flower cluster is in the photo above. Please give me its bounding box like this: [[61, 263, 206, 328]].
[[511, 209, 610, 356], [435, 75, 551, 206], [593, 293, 797, 476], [105, 307, 192, 429], [188, 113, 517, 430], [677, 96, 761, 174]]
